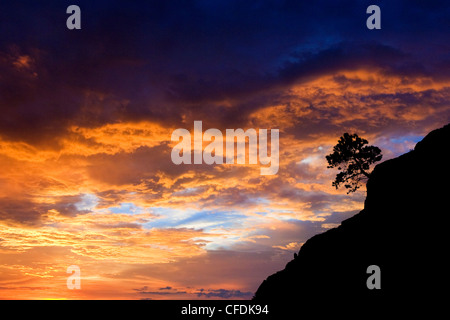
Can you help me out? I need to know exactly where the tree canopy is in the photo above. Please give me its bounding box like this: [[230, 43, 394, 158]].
[[326, 133, 382, 193]]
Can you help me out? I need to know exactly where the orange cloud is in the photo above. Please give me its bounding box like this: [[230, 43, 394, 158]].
[[1, 66, 449, 299]]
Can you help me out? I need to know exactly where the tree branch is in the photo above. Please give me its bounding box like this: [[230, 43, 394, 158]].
[[353, 158, 371, 178]]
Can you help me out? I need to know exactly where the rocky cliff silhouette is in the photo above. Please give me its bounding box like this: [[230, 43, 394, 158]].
[[254, 124, 449, 306]]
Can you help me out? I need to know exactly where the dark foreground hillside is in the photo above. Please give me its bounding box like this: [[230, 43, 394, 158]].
[[254, 124, 449, 308]]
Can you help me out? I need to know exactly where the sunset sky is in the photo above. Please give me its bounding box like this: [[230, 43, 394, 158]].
[[0, 1, 449, 299]]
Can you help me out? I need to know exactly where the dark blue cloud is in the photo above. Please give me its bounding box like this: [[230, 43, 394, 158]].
[[195, 288, 252, 298], [0, 1, 448, 142]]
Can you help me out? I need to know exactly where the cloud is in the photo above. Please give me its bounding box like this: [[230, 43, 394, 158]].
[[1, 1, 449, 144], [0, 0, 448, 299], [0, 209, 213, 263], [132, 285, 252, 299], [134, 286, 187, 296], [272, 242, 304, 251], [0, 194, 93, 226], [195, 288, 252, 299], [159, 286, 172, 290]]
